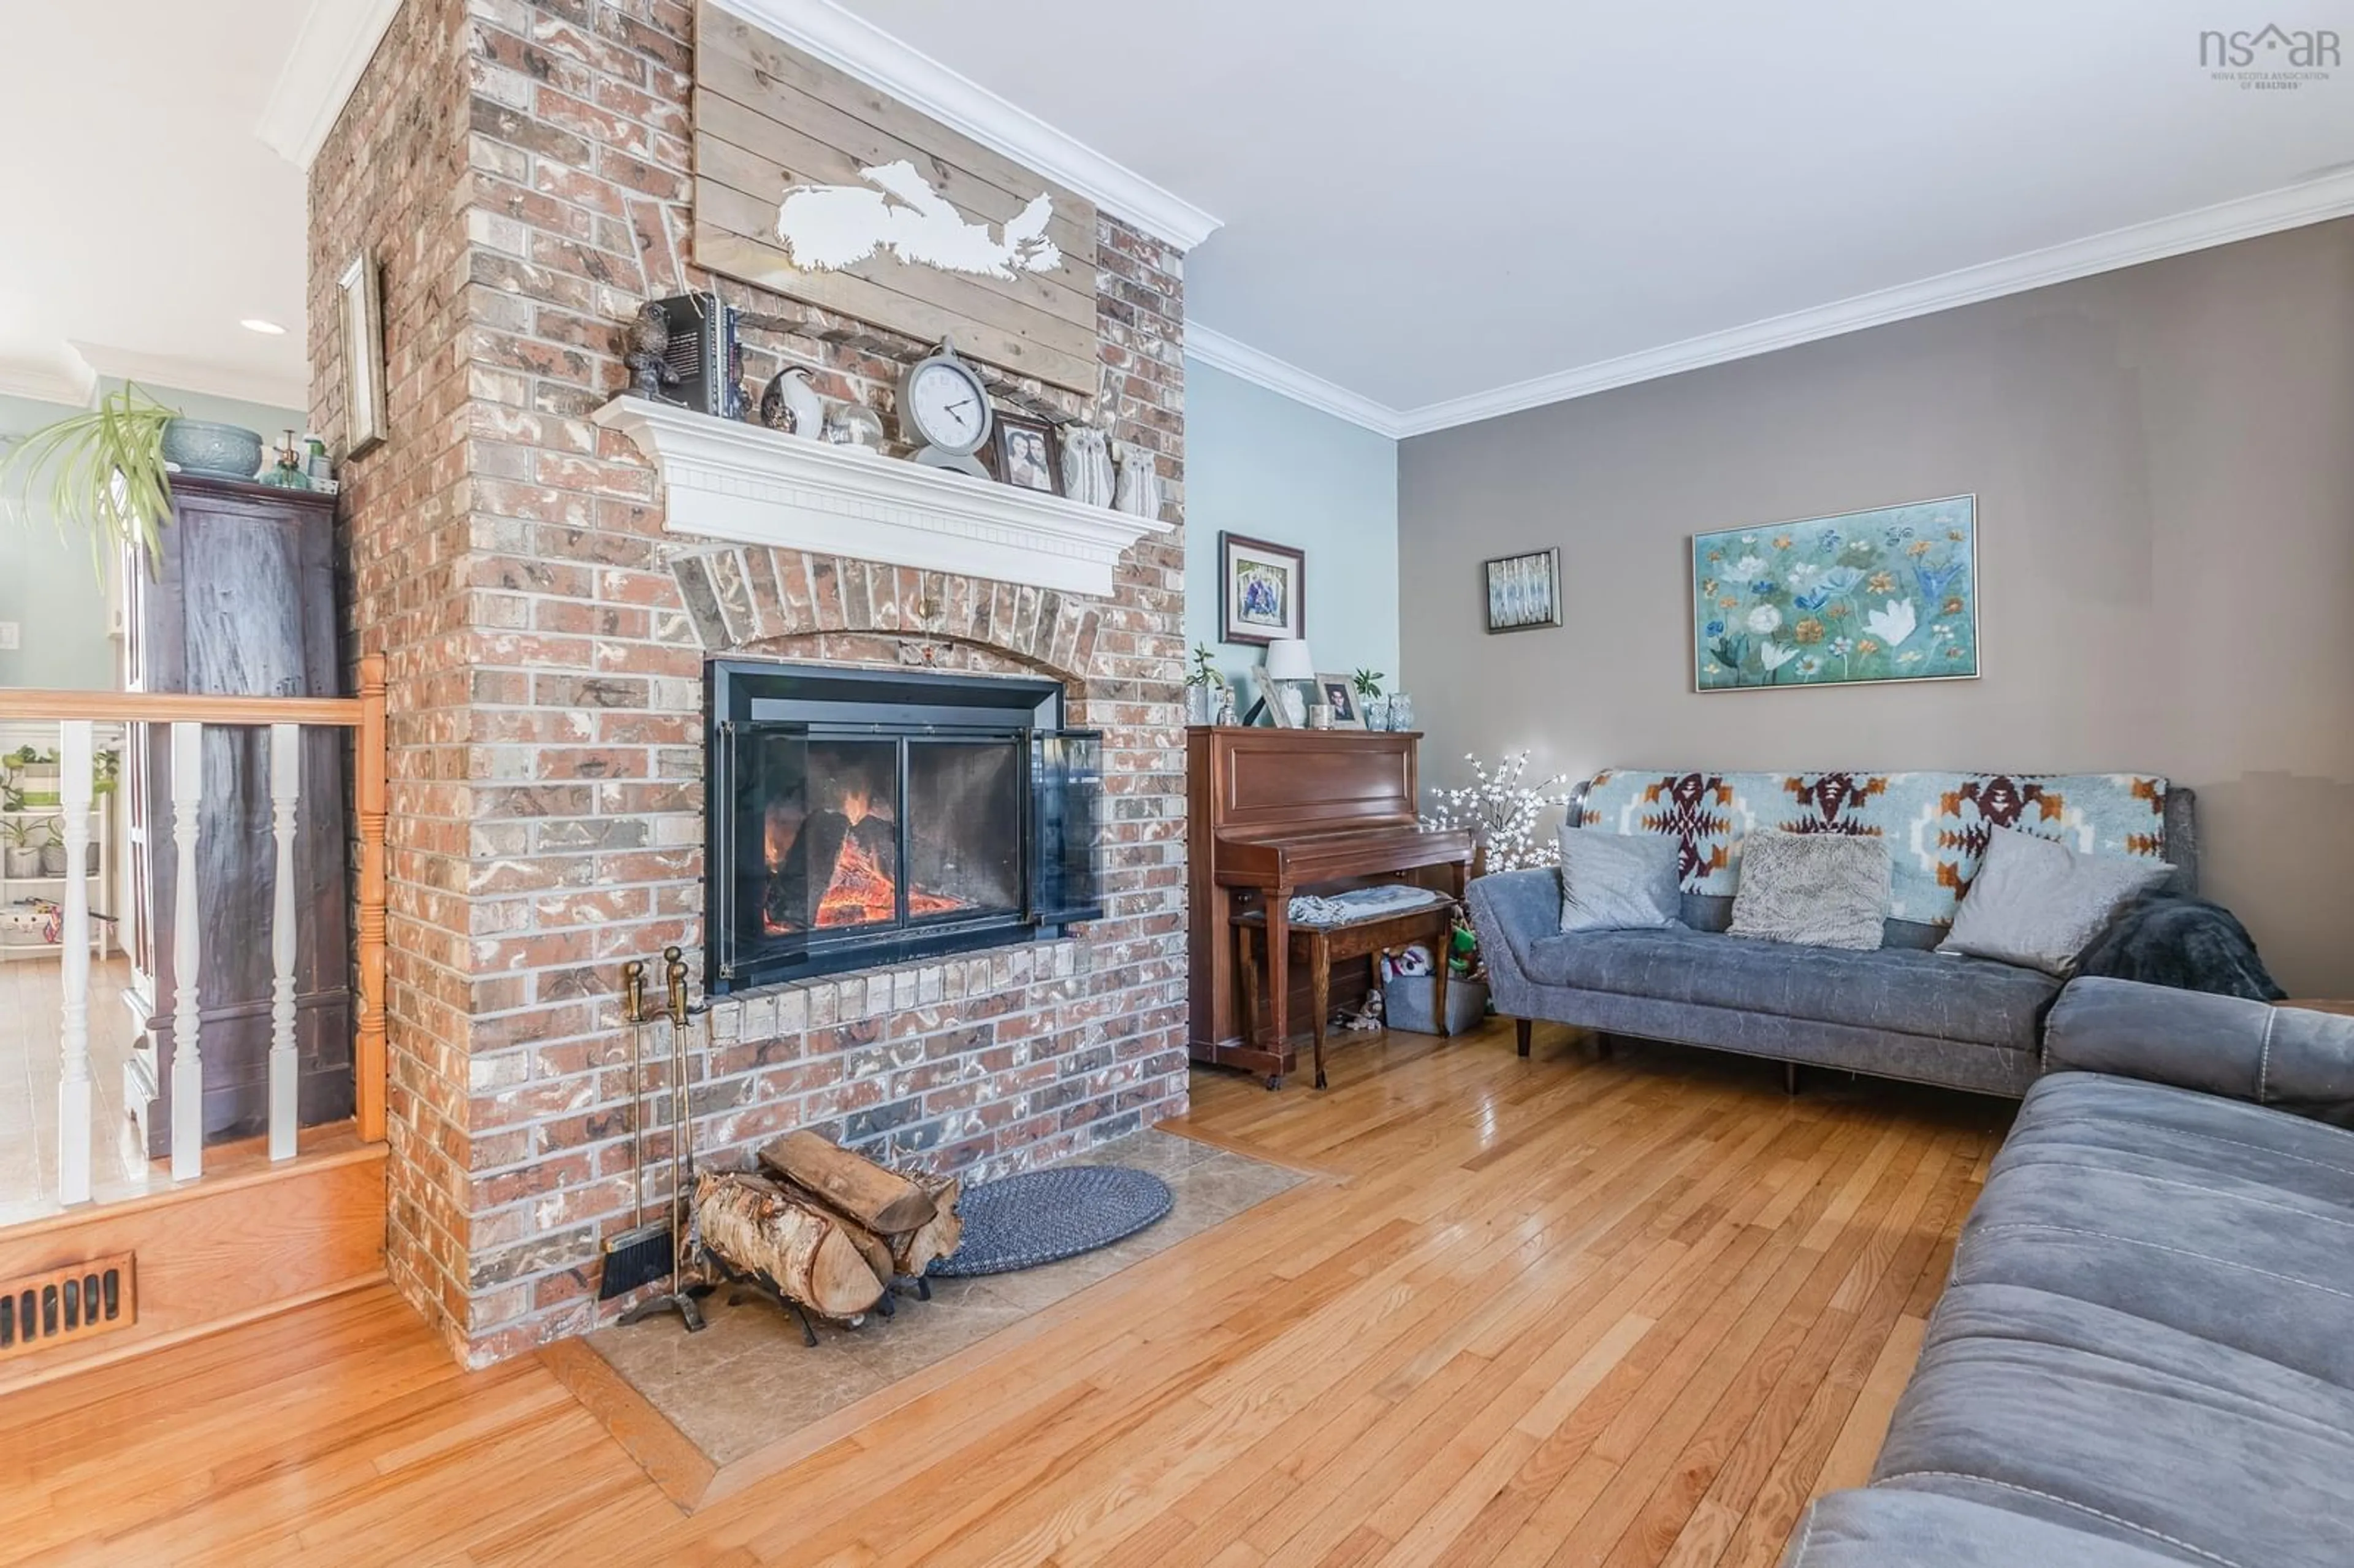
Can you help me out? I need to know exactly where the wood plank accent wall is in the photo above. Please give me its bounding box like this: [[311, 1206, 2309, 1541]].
[[692, 2, 1103, 395]]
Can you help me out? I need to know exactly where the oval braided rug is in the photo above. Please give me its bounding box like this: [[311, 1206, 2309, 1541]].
[[928, 1166, 1174, 1277]]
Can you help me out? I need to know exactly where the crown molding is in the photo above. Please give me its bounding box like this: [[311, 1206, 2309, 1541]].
[[69, 343, 308, 416], [710, 0, 1221, 251], [1390, 169, 2354, 436], [256, 0, 405, 169], [1184, 327, 1406, 438], [0, 353, 97, 409]]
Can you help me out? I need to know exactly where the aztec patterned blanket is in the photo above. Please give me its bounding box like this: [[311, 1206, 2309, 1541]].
[[1572, 770, 2170, 926]]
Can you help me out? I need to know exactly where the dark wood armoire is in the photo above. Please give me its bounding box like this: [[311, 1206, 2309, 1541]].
[[123, 474, 353, 1155]]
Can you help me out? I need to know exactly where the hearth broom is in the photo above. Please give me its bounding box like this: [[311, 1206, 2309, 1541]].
[[598, 959, 673, 1299], [618, 947, 712, 1332]]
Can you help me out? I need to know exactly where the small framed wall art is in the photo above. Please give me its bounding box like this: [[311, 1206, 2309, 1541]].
[[989, 411, 1059, 494], [1219, 532, 1306, 646], [1484, 547, 1561, 633], [336, 251, 387, 459]]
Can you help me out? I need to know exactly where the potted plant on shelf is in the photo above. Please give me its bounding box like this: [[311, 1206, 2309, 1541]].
[[37, 817, 69, 877], [1352, 668, 1387, 730], [4, 745, 61, 807], [1, 817, 45, 879], [0, 383, 261, 575], [1185, 642, 1228, 726]]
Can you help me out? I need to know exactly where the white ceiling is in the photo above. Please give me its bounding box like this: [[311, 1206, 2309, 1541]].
[[842, 0, 2354, 432], [0, 0, 315, 408], [2, 1, 2347, 432]]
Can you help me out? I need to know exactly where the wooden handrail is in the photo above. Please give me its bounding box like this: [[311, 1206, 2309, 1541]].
[[0, 689, 365, 727]]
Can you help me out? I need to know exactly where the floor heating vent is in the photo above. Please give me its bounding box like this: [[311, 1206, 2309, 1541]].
[[0, 1253, 135, 1360]]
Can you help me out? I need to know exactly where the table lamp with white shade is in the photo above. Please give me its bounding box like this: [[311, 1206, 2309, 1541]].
[[1246, 637, 1315, 725]]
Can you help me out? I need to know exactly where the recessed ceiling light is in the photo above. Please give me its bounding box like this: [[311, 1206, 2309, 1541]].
[[240, 318, 287, 335]]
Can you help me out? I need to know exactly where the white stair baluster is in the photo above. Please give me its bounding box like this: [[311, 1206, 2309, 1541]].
[[268, 723, 300, 1160], [170, 721, 204, 1182], [55, 721, 94, 1206]]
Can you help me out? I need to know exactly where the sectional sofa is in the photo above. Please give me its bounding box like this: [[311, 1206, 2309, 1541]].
[[1781, 979, 2354, 1566]]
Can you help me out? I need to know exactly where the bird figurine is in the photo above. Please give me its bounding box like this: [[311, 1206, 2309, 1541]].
[[759, 366, 828, 437], [623, 302, 680, 402], [1061, 424, 1115, 508]]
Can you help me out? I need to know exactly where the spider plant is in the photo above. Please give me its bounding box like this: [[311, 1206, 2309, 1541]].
[[0, 382, 178, 576]]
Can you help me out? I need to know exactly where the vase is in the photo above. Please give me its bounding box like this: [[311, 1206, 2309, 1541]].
[[1186, 685, 1216, 726], [39, 843, 67, 876], [1363, 696, 1390, 731], [3, 847, 39, 878], [1387, 693, 1415, 731], [161, 419, 265, 481]]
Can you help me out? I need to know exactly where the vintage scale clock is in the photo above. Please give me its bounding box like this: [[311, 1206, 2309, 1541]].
[[899, 338, 994, 478]]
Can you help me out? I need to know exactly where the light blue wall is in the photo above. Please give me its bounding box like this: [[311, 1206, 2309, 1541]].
[[0, 382, 304, 691], [1182, 357, 1400, 709]]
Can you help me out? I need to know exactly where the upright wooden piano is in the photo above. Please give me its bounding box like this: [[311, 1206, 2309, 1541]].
[[1187, 726, 1476, 1083]]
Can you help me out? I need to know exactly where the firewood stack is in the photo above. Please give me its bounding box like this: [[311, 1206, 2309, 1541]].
[[693, 1131, 963, 1323]]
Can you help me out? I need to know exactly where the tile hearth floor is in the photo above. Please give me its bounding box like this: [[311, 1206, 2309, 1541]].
[[562, 1125, 1311, 1499]]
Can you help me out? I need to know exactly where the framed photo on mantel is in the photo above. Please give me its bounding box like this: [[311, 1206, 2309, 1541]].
[[1219, 532, 1305, 646]]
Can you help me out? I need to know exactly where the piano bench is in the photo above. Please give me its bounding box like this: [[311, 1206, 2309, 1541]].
[[1232, 901, 1459, 1089]]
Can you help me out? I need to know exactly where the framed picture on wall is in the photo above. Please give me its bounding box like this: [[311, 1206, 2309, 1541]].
[[1219, 532, 1305, 646], [1691, 493, 1978, 691], [337, 250, 387, 458], [1484, 547, 1562, 633]]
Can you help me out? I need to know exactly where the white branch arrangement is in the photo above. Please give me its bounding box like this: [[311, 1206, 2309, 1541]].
[[1422, 751, 1577, 872]]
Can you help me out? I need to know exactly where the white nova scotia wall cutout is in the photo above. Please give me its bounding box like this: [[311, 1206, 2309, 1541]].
[[777, 160, 1064, 281]]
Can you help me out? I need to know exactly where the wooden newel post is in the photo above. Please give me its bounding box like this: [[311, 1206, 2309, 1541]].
[[356, 654, 389, 1144]]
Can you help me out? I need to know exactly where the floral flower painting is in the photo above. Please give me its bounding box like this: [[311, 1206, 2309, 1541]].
[[1691, 496, 1977, 691]]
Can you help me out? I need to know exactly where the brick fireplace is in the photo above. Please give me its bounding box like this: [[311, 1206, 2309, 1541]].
[[310, 0, 1192, 1363]]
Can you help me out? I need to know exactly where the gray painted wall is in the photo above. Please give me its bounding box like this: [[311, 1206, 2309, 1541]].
[[1400, 218, 2354, 994]]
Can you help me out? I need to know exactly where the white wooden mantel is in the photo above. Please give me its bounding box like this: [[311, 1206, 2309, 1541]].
[[592, 397, 1170, 599]]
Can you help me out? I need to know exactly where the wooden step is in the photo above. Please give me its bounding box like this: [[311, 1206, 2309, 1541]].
[[0, 1124, 384, 1393]]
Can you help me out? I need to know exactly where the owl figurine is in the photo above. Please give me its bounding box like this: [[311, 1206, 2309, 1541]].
[[1061, 424, 1116, 508], [1113, 441, 1162, 520], [758, 366, 828, 438], [623, 302, 679, 401]]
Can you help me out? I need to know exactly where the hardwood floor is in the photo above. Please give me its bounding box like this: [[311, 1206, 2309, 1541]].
[[1, 1020, 2011, 1567]]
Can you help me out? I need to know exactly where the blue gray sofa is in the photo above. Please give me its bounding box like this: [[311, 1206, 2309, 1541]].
[[1781, 978, 2354, 1566], [1466, 774, 2198, 1098]]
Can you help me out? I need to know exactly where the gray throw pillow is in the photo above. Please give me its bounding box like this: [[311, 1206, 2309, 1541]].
[[1938, 826, 2174, 976], [1557, 828, 1683, 934], [1727, 828, 1889, 951]]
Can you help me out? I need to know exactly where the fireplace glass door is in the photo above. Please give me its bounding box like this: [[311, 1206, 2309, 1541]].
[[715, 717, 1097, 990]]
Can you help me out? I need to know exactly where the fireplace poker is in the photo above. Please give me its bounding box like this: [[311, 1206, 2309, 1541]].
[[598, 959, 673, 1300], [618, 947, 714, 1333]]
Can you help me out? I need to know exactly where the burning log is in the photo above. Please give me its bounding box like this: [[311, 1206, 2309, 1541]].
[[695, 1170, 889, 1320]]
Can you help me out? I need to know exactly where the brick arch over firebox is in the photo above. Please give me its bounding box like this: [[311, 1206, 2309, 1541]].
[[671, 546, 1105, 683]]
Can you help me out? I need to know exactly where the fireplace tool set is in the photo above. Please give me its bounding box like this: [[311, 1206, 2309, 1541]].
[[604, 947, 717, 1332], [596, 949, 962, 1345]]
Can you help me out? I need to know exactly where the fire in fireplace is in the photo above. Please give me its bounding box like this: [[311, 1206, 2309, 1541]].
[[707, 661, 1102, 991]]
